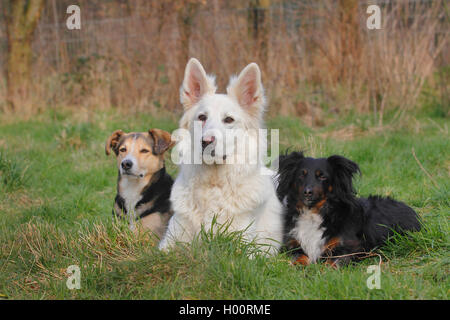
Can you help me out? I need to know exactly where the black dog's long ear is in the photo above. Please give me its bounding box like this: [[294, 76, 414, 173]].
[[327, 155, 361, 204], [276, 151, 305, 200]]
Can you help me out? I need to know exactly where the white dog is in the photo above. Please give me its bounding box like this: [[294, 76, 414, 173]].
[[158, 58, 283, 255]]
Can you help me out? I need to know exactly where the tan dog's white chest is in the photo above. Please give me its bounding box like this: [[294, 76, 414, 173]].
[[118, 177, 147, 229], [119, 177, 147, 210]]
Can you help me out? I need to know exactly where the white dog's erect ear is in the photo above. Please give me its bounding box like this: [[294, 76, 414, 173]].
[[180, 58, 216, 109], [227, 63, 265, 116]]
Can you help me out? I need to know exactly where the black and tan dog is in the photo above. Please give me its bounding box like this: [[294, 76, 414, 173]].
[[105, 128, 175, 238], [276, 151, 421, 267]]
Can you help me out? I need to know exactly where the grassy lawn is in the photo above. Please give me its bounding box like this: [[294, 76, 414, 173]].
[[0, 106, 448, 299]]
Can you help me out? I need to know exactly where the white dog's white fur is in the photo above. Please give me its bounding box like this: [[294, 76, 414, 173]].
[[158, 58, 283, 255]]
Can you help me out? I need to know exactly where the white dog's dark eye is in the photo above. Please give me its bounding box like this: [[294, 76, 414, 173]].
[[119, 147, 127, 153], [198, 114, 207, 121], [140, 149, 150, 153], [224, 117, 234, 124]]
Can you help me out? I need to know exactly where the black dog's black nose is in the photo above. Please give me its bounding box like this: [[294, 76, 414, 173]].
[[121, 160, 133, 170], [304, 187, 313, 197]]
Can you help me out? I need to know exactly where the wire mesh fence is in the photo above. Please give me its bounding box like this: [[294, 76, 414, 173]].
[[0, 0, 447, 115], [0, 0, 447, 70]]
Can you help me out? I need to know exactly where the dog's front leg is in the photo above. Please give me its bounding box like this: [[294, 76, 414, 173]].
[[321, 237, 362, 268], [284, 239, 310, 266], [128, 209, 137, 232], [158, 216, 178, 251], [158, 215, 193, 251]]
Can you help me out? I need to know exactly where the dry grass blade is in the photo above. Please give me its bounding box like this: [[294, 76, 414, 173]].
[[411, 147, 440, 188]]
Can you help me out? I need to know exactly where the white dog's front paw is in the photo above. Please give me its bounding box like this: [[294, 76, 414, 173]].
[[158, 237, 170, 251]]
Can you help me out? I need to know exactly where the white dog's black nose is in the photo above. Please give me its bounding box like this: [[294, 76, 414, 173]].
[[121, 159, 133, 170]]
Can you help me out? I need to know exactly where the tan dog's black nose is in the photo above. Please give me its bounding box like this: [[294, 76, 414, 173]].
[[121, 159, 133, 170]]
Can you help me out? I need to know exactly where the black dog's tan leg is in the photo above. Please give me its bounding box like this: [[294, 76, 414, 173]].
[[284, 239, 311, 266], [322, 237, 362, 268]]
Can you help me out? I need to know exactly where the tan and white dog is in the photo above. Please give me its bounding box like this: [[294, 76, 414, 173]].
[[158, 58, 283, 255], [106, 128, 174, 238]]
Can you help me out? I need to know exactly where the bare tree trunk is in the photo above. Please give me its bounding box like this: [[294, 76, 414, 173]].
[[338, 0, 361, 83], [177, 3, 200, 73], [177, 9, 192, 77], [175, 2, 200, 110], [248, 0, 270, 68], [51, 0, 60, 71], [3, 0, 45, 112]]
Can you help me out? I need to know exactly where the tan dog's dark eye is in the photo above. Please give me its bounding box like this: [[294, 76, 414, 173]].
[[140, 149, 150, 153], [119, 147, 126, 153], [198, 114, 207, 121], [224, 116, 234, 124]]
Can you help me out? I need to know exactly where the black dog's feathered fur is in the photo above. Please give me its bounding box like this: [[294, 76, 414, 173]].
[[277, 151, 421, 267]]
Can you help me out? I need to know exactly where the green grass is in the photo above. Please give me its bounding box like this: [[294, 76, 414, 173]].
[[0, 106, 448, 300]]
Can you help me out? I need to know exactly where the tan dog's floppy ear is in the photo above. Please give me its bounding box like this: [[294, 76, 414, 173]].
[[105, 130, 124, 155], [149, 129, 175, 155]]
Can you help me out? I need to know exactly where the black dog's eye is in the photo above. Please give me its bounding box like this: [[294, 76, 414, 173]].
[[198, 114, 207, 121], [300, 169, 307, 176]]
